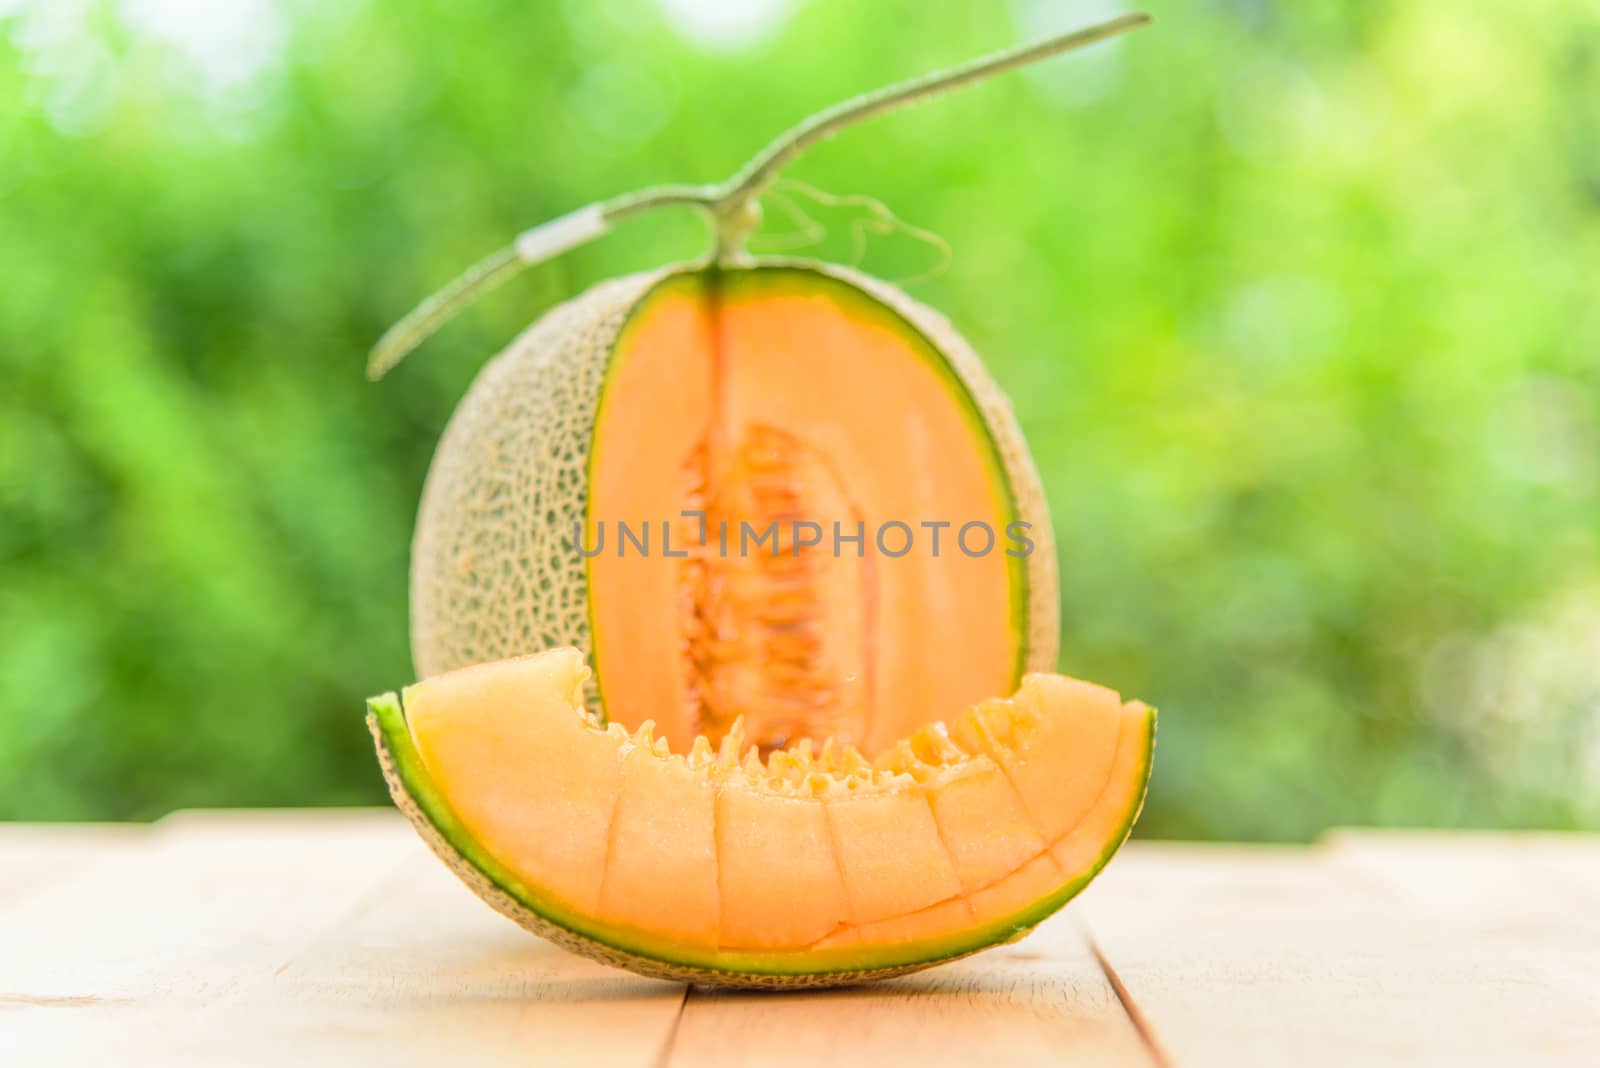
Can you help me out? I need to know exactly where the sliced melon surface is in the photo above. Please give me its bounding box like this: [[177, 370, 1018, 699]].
[[368, 647, 1154, 986], [586, 267, 1031, 758]]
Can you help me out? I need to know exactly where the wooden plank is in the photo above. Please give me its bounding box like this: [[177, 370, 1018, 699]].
[[0, 809, 414, 1066], [1076, 841, 1600, 1068], [1325, 829, 1600, 1001], [664, 911, 1154, 1068], [1325, 828, 1600, 920], [6, 819, 1598, 1064], [0, 809, 685, 1067], [0, 822, 148, 907], [0, 807, 409, 997], [260, 848, 687, 1068]]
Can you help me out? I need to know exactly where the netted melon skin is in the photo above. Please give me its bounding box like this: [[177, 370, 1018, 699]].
[[410, 271, 669, 684], [410, 260, 1059, 696]]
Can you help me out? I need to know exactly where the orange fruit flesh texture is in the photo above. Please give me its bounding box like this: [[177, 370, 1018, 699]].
[[585, 268, 1024, 759], [402, 648, 1152, 959]]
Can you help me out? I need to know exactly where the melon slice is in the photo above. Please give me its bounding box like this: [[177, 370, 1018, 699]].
[[368, 647, 1154, 988]]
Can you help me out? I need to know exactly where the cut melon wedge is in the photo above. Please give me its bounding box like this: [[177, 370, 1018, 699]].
[[367, 647, 1153, 988]]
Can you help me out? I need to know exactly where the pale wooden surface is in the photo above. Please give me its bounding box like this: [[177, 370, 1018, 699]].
[[1, 812, 1595, 1067]]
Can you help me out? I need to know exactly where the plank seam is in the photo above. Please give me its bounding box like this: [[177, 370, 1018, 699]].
[[1080, 916, 1173, 1068], [652, 983, 691, 1068]]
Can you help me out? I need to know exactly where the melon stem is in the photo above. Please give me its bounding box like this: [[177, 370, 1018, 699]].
[[706, 11, 1151, 262], [368, 12, 1151, 378]]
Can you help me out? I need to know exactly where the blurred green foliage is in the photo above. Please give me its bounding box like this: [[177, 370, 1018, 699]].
[[3, 0, 1598, 837]]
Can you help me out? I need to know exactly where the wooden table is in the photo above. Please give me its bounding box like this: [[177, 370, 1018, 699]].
[[2, 811, 1595, 1066]]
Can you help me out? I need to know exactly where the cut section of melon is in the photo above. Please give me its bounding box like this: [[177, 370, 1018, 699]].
[[368, 646, 1154, 988], [587, 268, 1029, 756], [412, 263, 1059, 763]]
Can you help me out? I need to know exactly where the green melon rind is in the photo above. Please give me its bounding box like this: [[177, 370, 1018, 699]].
[[366, 693, 1153, 989]]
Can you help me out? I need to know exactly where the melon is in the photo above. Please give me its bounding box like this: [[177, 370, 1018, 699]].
[[411, 262, 1056, 755], [366, 14, 1160, 987], [368, 647, 1154, 987]]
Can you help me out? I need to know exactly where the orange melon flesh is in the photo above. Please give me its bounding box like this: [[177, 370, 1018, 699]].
[[586, 268, 1026, 758], [807, 698, 1146, 955], [715, 780, 849, 949], [599, 734, 720, 947], [956, 674, 1128, 842], [399, 649, 618, 914], [824, 787, 964, 924], [922, 757, 1047, 893], [388, 647, 1153, 972]]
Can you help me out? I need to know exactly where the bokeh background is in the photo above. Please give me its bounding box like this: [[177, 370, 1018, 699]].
[[4, 0, 1598, 838]]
